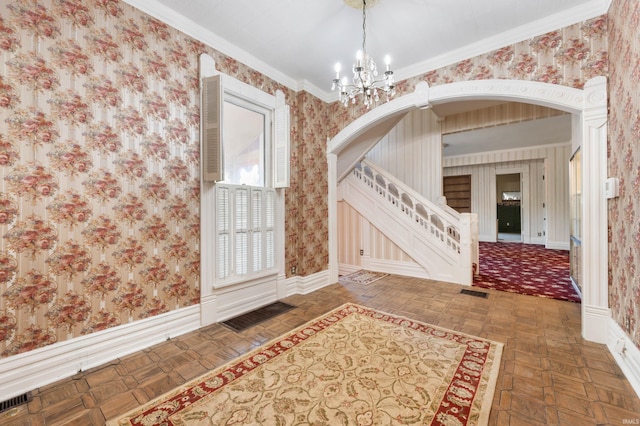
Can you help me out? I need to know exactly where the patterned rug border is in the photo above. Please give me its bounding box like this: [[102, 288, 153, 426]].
[[108, 303, 504, 426], [339, 269, 389, 285]]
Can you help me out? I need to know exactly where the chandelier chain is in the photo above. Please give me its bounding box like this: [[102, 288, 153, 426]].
[[362, 0, 367, 55]]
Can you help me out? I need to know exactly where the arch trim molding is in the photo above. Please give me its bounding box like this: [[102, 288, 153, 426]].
[[327, 77, 609, 344]]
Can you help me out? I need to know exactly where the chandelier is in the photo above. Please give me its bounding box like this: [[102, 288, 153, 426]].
[[331, 0, 395, 108]]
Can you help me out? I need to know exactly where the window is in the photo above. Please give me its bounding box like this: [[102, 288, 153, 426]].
[[200, 73, 289, 188], [200, 62, 289, 290], [222, 96, 268, 186]]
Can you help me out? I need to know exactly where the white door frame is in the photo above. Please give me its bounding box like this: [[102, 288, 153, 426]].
[[495, 168, 528, 243]]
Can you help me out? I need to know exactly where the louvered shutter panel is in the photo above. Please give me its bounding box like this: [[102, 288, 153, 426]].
[[273, 103, 290, 188], [202, 75, 222, 182], [235, 187, 248, 275], [251, 189, 263, 273], [216, 186, 230, 279], [265, 190, 275, 269]]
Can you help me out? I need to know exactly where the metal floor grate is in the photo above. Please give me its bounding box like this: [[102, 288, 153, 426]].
[[221, 302, 296, 332], [460, 289, 489, 298], [0, 392, 32, 414]]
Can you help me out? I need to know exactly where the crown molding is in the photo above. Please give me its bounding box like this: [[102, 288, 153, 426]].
[[394, 0, 612, 85], [123, 0, 610, 104], [297, 79, 336, 103], [121, 0, 301, 93]]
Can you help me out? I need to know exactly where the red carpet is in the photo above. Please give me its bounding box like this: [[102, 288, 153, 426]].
[[473, 242, 581, 303]]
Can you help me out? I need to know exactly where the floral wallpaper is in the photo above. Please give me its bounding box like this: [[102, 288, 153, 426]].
[[0, 0, 329, 359], [0, 0, 625, 361], [295, 91, 329, 276], [328, 16, 608, 137], [0, 0, 205, 357], [608, 0, 640, 350]]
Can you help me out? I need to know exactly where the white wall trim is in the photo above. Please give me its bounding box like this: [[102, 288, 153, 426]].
[[340, 259, 430, 280], [281, 275, 300, 298], [338, 263, 361, 277], [123, 0, 609, 103], [428, 80, 585, 113], [367, 259, 430, 279], [121, 0, 314, 98], [211, 275, 279, 323], [443, 141, 571, 168], [284, 270, 332, 297], [580, 77, 609, 344], [608, 318, 640, 399], [0, 268, 332, 402], [328, 77, 609, 345], [478, 234, 497, 243], [582, 303, 612, 346], [396, 1, 609, 87], [0, 306, 200, 402], [546, 241, 570, 251], [328, 153, 340, 284]]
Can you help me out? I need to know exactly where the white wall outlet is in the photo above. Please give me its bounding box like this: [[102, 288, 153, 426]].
[[605, 177, 619, 199]]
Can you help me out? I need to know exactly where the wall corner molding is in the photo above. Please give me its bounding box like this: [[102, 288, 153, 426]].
[[608, 318, 640, 399], [582, 303, 612, 344], [0, 306, 200, 402], [284, 270, 332, 297]]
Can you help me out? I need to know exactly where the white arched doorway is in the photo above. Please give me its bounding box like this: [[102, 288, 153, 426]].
[[327, 77, 608, 344]]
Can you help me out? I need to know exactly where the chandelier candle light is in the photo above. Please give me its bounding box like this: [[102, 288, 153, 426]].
[[332, 0, 395, 108]]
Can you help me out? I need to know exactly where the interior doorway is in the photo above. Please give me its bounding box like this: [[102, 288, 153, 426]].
[[496, 173, 522, 242]]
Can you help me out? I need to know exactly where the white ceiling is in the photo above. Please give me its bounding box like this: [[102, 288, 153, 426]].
[[128, 0, 609, 102], [442, 114, 572, 157]]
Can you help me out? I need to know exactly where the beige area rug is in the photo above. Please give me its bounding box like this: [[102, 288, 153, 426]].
[[108, 303, 503, 426], [339, 270, 389, 285]]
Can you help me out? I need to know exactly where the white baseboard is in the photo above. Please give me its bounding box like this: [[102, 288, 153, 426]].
[[297, 269, 332, 295], [479, 234, 497, 243], [528, 236, 546, 245], [281, 274, 299, 296], [200, 294, 217, 327], [340, 258, 454, 281], [608, 319, 640, 399], [0, 271, 334, 403], [582, 303, 611, 344], [283, 269, 332, 296], [546, 240, 569, 251], [367, 258, 430, 279], [0, 305, 200, 402], [338, 263, 361, 276], [211, 276, 279, 323], [8, 267, 634, 410]]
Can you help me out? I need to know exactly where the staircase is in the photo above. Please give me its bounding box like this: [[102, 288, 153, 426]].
[[339, 160, 478, 285]]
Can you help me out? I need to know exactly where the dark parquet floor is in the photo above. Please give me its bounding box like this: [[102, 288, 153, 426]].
[[2, 274, 639, 425]]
